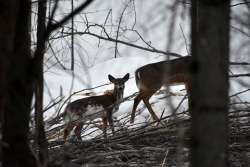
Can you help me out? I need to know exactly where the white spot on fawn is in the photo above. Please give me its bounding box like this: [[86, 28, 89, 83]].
[[84, 105, 105, 118], [64, 110, 80, 123]]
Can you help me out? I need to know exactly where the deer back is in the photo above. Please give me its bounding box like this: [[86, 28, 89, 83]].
[[64, 94, 115, 123], [135, 56, 191, 92]]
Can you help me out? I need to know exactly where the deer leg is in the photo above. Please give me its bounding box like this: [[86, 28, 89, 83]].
[[107, 111, 115, 134], [130, 94, 142, 123], [102, 117, 108, 140], [185, 82, 191, 114], [142, 96, 160, 122], [63, 124, 74, 142], [74, 122, 83, 141]]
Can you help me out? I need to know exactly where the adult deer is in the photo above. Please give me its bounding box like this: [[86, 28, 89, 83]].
[[130, 56, 191, 123], [63, 73, 129, 141]]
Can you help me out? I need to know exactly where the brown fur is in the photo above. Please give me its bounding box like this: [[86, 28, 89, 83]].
[[130, 56, 191, 123]]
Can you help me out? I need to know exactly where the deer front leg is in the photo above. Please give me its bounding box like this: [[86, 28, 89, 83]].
[[107, 110, 115, 134], [102, 117, 108, 140]]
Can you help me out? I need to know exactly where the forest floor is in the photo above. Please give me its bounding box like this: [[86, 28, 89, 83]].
[[46, 109, 250, 167]]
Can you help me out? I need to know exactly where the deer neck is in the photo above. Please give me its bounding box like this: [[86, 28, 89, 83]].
[[113, 88, 124, 103], [112, 87, 124, 111]]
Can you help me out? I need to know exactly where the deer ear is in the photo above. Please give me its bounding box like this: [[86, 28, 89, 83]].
[[123, 73, 130, 82], [108, 74, 115, 83]]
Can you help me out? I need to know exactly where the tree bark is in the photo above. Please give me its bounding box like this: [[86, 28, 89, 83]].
[[190, 1, 230, 167], [34, 0, 49, 166], [0, 0, 37, 166]]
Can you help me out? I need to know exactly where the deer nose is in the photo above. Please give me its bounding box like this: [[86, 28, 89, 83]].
[[118, 85, 124, 90]]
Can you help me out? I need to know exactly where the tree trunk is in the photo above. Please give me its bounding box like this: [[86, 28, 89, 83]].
[[33, 0, 49, 166], [0, 0, 37, 166], [190, 1, 230, 167]]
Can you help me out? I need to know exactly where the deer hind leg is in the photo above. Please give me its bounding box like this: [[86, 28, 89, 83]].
[[74, 122, 83, 141], [130, 93, 143, 123], [63, 124, 74, 142], [185, 82, 191, 113], [142, 95, 160, 122]]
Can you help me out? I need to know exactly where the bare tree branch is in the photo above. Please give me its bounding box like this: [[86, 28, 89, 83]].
[[60, 30, 182, 58], [230, 73, 250, 78], [114, 1, 131, 58], [47, 0, 94, 34]]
